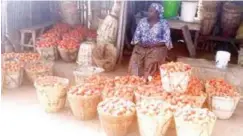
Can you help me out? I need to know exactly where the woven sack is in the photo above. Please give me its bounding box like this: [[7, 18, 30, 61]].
[[92, 43, 117, 71]]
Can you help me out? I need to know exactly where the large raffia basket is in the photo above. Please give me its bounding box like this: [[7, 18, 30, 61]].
[[34, 76, 69, 112], [73, 66, 104, 85], [160, 66, 192, 93], [134, 92, 163, 104], [137, 112, 172, 136], [98, 110, 135, 136], [174, 111, 216, 136], [67, 92, 101, 120], [37, 46, 59, 61], [57, 47, 78, 62], [25, 61, 54, 83], [4, 67, 24, 89]]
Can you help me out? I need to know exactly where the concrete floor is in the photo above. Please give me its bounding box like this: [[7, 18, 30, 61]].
[[1, 61, 243, 136]]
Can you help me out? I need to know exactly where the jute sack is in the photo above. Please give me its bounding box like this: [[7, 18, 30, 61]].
[[92, 43, 117, 71], [67, 92, 101, 120]]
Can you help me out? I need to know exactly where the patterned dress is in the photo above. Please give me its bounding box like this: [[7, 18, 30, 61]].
[[129, 17, 172, 77], [131, 17, 172, 49]]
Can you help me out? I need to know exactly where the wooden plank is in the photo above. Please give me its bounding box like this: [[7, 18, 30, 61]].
[[194, 31, 200, 49], [182, 25, 196, 57], [168, 19, 200, 31]]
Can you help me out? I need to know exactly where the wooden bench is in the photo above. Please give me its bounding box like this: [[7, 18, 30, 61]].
[[168, 19, 201, 57], [20, 21, 54, 51]]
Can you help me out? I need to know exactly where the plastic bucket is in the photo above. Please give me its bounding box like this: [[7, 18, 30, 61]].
[[163, 1, 180, 19], [180, 2, 198, 22], [215, 51, 231, 69]]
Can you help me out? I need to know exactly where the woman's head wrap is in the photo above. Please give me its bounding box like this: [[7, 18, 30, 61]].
[[149, 3, 164, 19]]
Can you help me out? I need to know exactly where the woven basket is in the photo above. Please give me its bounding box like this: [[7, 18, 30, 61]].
[[137, 112, 172, 136], [34, 77, 69, 112], [211, 96, 240, 120], [98, 110, 135, 136], [57, 47, 78, 62], [4, 68, 24, 89], [25, 61, 54, 83], [174, 116, 216, 136], [101, 86, 134, 102], [73, 66, 104, 85], [160, 67, 192, 93], [67, 93, 101, 120], [134, 92, 163, 103], [37, 46, 59, 61]]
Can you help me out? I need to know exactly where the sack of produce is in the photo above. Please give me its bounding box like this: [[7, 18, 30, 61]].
[[73, 66, 104, 85], [174, 107, 217, 136], [3, 59, 24, 89], [113, 75, 146, 87], [205, 78, 240, 119], [134, 85, 164, 103], [160, 62, 192, 93], [136, 100, 173, 136], [67, 84, 102, 120], [102, 86, 134, 102], [34, 76, 69, 112], [25, 61, 54, 83], [2, 52, 40, 66], [97, 98, 136, 136], [58, 38, 79, 62], [77, 41, 96, 66]]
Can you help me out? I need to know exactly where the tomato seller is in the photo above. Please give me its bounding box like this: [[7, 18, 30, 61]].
[[128, 3, 172, 79]]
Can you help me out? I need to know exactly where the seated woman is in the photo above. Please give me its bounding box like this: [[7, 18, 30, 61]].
[[128, 3, 173, 79]]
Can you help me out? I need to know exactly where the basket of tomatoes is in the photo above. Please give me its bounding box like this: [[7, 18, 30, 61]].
[[58, 38, 79, 62], [2, 58, 24, 89], [205, 78, 240, 119], [67, 83, 102, 120], [97, 98, 136, 136], [160, 62, 192, 93], [36, 34, 59, 61], [25, 61, 54, 83], [34, 76, 70, 112]]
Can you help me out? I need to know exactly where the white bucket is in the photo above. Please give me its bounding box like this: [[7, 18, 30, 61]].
[[215, 51, 231, 69], [180, 2, 198, 22]]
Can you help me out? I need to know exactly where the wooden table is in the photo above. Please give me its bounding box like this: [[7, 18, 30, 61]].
[[168, 19, 200, 57]]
